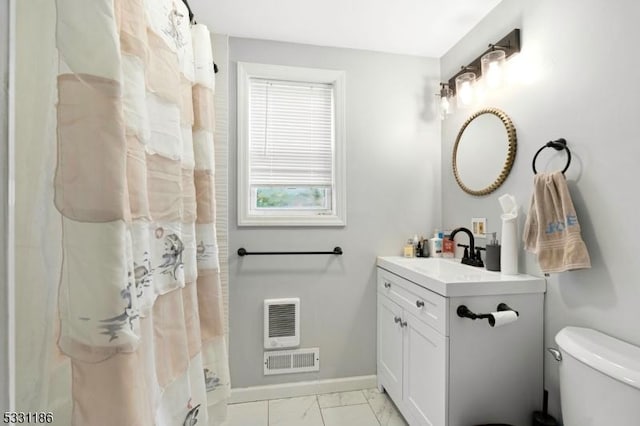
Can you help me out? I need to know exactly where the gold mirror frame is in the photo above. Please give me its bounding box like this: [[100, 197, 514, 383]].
[[452, 108, 517, 196]]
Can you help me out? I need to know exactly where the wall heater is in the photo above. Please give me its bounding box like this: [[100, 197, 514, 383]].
[[264, 298, 300, 349]]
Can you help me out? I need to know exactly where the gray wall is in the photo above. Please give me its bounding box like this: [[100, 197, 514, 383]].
[[441, 0, 640, 420], [0, 0, 10, 412], [228, 38, 441, 387]]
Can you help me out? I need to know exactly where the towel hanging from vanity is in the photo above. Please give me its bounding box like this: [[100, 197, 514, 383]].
[[523, 171, 591, 273]]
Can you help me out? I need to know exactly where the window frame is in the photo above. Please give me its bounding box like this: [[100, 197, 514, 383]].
[[237, 62, 346, 227]]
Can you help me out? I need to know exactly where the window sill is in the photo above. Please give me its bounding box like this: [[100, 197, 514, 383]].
[[238, 214, 346, 227]]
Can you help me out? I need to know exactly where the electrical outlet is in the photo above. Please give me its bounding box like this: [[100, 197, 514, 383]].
[[471, 217, 487, 238]]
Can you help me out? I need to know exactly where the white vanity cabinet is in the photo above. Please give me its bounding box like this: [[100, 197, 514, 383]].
[[376, 257, 546, 426], [378, 269, 447, 425]]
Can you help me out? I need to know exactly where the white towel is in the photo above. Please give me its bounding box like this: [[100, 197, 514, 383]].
[[523, 172, 591, 273]]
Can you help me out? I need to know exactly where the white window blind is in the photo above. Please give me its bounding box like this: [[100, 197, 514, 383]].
[[249, 78, 334, 187], [237, 62, 345, 226]]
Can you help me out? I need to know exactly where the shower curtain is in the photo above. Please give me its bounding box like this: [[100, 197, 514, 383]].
[[17, 0, 229, 424]]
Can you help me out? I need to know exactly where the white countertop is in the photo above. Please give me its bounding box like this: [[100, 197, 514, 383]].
[[377, 256, 546, 297]]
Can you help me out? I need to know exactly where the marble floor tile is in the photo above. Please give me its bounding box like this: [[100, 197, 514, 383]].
[[317, 390, 367, 408], [363, 389, 408, 426], [322, 404, 381, 426], [269, 395, 324, 426], [223, 401, 268, 426]]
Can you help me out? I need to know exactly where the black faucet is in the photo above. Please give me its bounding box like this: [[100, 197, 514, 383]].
[[449, 227, 484, 267]]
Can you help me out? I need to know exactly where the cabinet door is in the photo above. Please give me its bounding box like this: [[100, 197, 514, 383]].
[[403, 312, 448, 426], [377, 295, 404, 402]]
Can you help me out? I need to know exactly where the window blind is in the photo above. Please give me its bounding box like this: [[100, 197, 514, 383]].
[[249, 78, 334, 186]]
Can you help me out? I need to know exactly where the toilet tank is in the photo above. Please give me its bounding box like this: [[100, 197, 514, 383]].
[[555, 327, 640, 426]]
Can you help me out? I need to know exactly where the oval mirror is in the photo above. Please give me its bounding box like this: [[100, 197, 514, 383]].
[[452, 108, 517, 196]]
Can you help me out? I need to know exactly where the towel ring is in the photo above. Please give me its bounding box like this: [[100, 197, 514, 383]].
[[532, 138, 571, 174]]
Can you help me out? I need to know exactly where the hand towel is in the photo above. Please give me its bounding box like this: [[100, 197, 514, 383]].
[[523, 171, 591, 273]]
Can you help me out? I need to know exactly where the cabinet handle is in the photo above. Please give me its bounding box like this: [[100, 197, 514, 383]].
[[416, 300, 424, 308], [400, 320, 408, 328], [384, 282, 391, 289], [394, 316, 402, 324]]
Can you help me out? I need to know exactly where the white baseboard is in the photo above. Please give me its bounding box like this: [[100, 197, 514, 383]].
[[229, 375, 377, 404]]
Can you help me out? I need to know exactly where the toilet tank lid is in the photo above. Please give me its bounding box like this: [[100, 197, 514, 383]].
[[556, 327, 640, 390]]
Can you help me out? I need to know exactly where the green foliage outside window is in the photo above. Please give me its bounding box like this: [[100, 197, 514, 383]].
[[256, 187, 329, 209]]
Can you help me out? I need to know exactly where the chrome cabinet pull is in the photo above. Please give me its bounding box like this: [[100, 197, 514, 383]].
[[394, 316, 407, 327], [416, 300, 424, 308], [384, 282, 391, 289]]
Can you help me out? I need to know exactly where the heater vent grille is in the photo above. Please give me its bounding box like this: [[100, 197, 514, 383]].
[[264, 298, 300, 349], [264, 348, 320, 375], [268, 304, 296, 338]]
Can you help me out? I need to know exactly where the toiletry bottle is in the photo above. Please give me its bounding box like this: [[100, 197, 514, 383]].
[[442, 230, 455, 258], [429, 230, 443, 258], [421, 236, 429, 257], [413, 234, 420, 257], [485, 232, 501, 271], [404, 238, 415, 258]]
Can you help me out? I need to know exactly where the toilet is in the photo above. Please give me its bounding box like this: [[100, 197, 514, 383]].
[[554, 327, 640, 425]]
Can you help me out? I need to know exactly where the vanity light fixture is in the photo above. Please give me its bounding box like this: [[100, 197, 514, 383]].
[[438, 83, 453, 119], [447, 28, 521, 97]]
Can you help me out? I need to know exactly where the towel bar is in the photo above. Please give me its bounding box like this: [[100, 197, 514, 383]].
[[532, 138, 571, 174], [237, 247, 343, 256]]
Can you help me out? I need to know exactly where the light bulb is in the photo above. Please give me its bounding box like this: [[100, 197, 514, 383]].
[[439, 96, 451, 120], [441, 96, 450, 113], [438, 84, 453, 119], [459, 81, 473, 105], [486, 61, 503, 88], [455, 72, 476, 108]]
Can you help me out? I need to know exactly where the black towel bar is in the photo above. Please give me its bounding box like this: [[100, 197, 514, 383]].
[[237, 247, 343, 256], [532, 138, 571, 174]]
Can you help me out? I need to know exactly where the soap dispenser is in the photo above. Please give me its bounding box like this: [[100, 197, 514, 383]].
[[485, 232, 501, 271]]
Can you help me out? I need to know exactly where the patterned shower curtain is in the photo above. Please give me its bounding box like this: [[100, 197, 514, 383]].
[[53, 0, 230, 424]]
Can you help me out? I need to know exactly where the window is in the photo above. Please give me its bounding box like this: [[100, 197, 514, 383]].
[[237, 62, 346, 226]]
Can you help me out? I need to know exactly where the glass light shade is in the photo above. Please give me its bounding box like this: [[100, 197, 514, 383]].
[[481, 49, 506, 89], [440, 96, 451, 116], [439, 85, 453, 119], [455, 72, 476, 108]]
